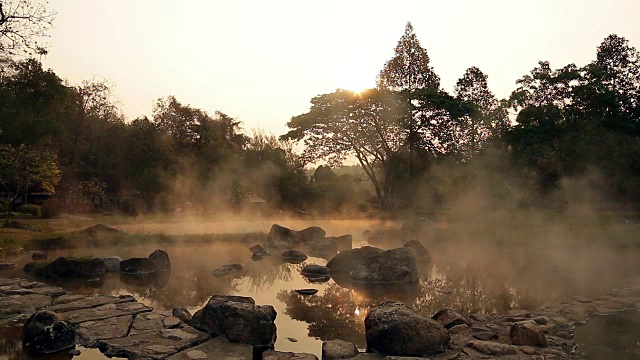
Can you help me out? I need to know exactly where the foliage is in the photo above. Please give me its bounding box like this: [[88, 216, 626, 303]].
[[0, 0, 54, 55], [18, 203, 39, 217]]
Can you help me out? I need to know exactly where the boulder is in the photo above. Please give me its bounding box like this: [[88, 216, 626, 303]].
[[327, 234, 353, 252], [120, 258, 157, 274], [403, 241, 431, 261], [301, 264, 330, 278], [322, 339, 359, 359], [266, 224, 300, 248], [432, 307, 470, 329], [42, 257, 106, 277], [211, 264, 243, 277], [349, 248, 418, 283], [149, 249, 171, 271], [32, 251, 48, 260], [309, 240, 338, 257], [326, 246, 384, 272], [510, 320, 548, 347], [172, 307, 193, 323], [365, 301, 449, 356], [191, 295, 277, 347], [401, 218, 438, 243], [23, 310, 75, 354], [297, 226, 326, 243], [103, 256, 122, 271], [282, 250, 308, 263]]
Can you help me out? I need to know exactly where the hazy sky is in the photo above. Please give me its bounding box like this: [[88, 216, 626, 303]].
[[43, 0, 640, 136]]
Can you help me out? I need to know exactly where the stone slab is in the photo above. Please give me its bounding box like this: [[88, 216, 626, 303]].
[[76, 315, 134, 347], [168, 337, 253, 360], [100, 326, 210, 360], [0, 277, 22, 287], [0, 293, 51, 318], [263, 350, 318, 360], [52, 294, 88, 305], [31, 286, 67, 297], [131, 311, 181, 335], [48, 294, 136, 313], [61, 301, 152, 324]]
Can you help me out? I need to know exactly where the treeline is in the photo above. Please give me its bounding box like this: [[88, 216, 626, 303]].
[[285, 23, 640, 211]]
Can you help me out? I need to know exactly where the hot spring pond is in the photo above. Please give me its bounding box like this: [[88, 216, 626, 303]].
[[0, 225, 638, 359]]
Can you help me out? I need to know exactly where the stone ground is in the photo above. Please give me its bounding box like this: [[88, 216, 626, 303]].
[[1, 275, 639, 359]]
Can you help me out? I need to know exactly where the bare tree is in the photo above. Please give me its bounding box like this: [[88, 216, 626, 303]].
[[0, 0, 55, 55]]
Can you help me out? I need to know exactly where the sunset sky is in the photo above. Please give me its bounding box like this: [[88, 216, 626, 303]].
[[43, 0, 640, 136]]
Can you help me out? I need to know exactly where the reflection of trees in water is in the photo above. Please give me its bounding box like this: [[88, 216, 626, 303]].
[[233, 258, 300, 292]]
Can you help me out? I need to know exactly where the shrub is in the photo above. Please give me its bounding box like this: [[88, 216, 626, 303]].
[[19, 204, 41, 218]]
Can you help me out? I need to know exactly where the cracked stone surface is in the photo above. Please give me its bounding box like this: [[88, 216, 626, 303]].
[[167, 337, 253, 360], [0, 294, 51, 318], [76, 315, 134, 347], [48, 294, 136, 313], [130, 311, 182, 335], [99, 327, 210, 360], [61, 301, 152, 324]]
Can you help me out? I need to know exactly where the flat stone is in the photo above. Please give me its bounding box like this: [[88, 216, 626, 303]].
[[19, 281, 48, 288], [323, 339, 358, 359], [32, 286, 67, 297], [263, 350, 318, 360], [502, 309, 531, 322], [53, 294, 88, 305], [0, 293, 51, 318], [1, 287, 34, 295], [101, 326, 210, 360], [131, 311, 178, 335], [520, 345, 536, 355], [167, 337, 252, 360], [465, 340, 517, 356], [473, 331, 498, 340], [49, 294, 136, 312], [76, 315, 134, 347], [61, 301, 152, 324], [0, 277, 22, 286]]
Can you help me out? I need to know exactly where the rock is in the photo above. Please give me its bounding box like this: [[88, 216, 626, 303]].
[[69, 349, 81, 356], [327, 234, 353, 252], [263, 350, 318, 360], [250, 244, 266, 253], [473, 331, 499, 341], [0, 294, 52, 318], [61, 301, 152, 324], [79, 224, 122, 236], [432, 307, 470, 329], [365, 301, 449, 356], [326, 246, 384, 273], [131, 311, 182, 335], [149, 249, 171, 271], [287, 337, 298, 342], [103, 256, 122, 271], [282, 249, 308, 263], [510, 321, 548, 347], [349, 248, 418, 284], [99, 326, 210, 360], [173, 307, 193, 323], [448, 324, 469, 334], [402, 241, 431, 261], [76, 315, 133, 347], [295, 289, 318, 296], [32, 251, 48, 260], [23, 261, 46, 273], [0, 262, 16, 269], [520, 346, 536, 355], [120, 258, 157, 274], [48, 294, 136, 313], [401, 218, 438, 243], [191, 295, 277, 347], [465, 340, 517, 356], [267, 224, 300, 248], [211, 264, 243, 277], [309, 240, 338, 257], [250, 244, 270, 260], [502, 309, 531, 322], [23, 310, 75, 354], [301, 264, 330, 278], [167, 337, 252, 360], [322, 339, 359, 359], [297, 226, 326, 243], [470, 313, 488, 322], [42, 257, 107, 277]]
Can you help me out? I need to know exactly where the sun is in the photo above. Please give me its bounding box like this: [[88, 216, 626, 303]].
[[337, 65, 375, 95]]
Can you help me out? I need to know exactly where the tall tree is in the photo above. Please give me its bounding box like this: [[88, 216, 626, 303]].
[[0, 0, 55, 55]]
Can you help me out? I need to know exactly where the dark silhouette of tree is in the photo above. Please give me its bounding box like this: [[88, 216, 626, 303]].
[[0, 0, 54, 55]]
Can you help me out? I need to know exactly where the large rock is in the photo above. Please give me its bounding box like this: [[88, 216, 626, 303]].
[[23, 310, 75, 354], [326, 246, 384, 272], [120, 258, 157, 274], [432, 307, 470, 329], [349, 248, 418, 284], [327, 235, 353, 252], [297, 226, 326, 243], [365, 301, 449, 356], [266, 224, 300, 248], [510, 320, 548, 347], [191, 295, 277, 347], [403, 241, 431, 261], [322, 339, 359, 359], [149, 249, 171, 271], [401, 218, 438, 243], [42, 257, 106, 277], [103, 256, 122, 271]]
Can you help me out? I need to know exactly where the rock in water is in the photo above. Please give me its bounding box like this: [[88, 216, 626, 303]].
[[191, 295, 277, 347], [41, 257, 106, 277], [300, 264, 330, 278], [326, 246, 384, 272], [281, 250, 308, 263], [365, 301, 449, 356], [211, 264, 243, 277], [23, 310, 75, 354], [103, 256, 122, 271], [266, 224, 300, 248], [295, 289, 318, 296], [149, 249, 171, 271], [349, 247, 418, 283], [322, 339, 359, 359], [120, 258, 157, 274], [297, 226, 326, 244]]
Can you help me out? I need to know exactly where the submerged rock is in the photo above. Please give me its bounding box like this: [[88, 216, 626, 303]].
[[191, 295, 277, 347], [365, 301, 449, 356], [120, 258, 156, 275], [266, 224, 300, 248], [211, 264, 243, 277], [281, 249, 308, 263], [149, 249, 171, 272], [42, 257, 106, 277], [103, 256, 122, 271], [23, 310, 76, 354], [349, 247, 418, 284]]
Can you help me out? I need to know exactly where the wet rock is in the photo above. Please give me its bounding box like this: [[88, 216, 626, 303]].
[[322, 339, 359, 359], [23, 310, 75, 354], [61, 300, 152, 324], [250, 244, 270, 260], [31, 285, 67, 296], [502, 309, 531, 322], [102, 256, 122, 271], [282, 249, 308, 263], [301, 264, 330, 278], [326, 246, 384, 273], [99, 326, 210, 360], [365, 301, 449, 356], [191, 295, 277, 347], [48, 294, 135, 312], [42, 257, 107, 277], [401, 218, 438, 243], [167, 337, 252, 360], [267, 224, 300, 248], [172, 307, 193, 323], [0, 294, 52, 318], [149, 249, 171, 271], [327, 234, 353, 252], [402, 240, 431, 261], [349, 247, 418, 284], [32, 251, 48, 260], [263, 350, 318, 360], [69, 349, 81, 356], [309, 240, 338, 257], [120, 257, 157, 274], [288, 337, 298, 342], [76, 315, 133, 347], [473, 331, 499, 341], [295, 289, 318, 296], [211, 264, 243, 277], [432, 307, 470, 329], [0, 262, 16, 269], [131, 311, 182, 335], [465, 340, 517, 356], [297, 226, 326, 244], [23, 261, 46, 273], [510, 320, 548, 347]]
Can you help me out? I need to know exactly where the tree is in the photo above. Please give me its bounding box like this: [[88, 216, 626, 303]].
[[0, 144, 59, 220], [0, 0, 55, 55]]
